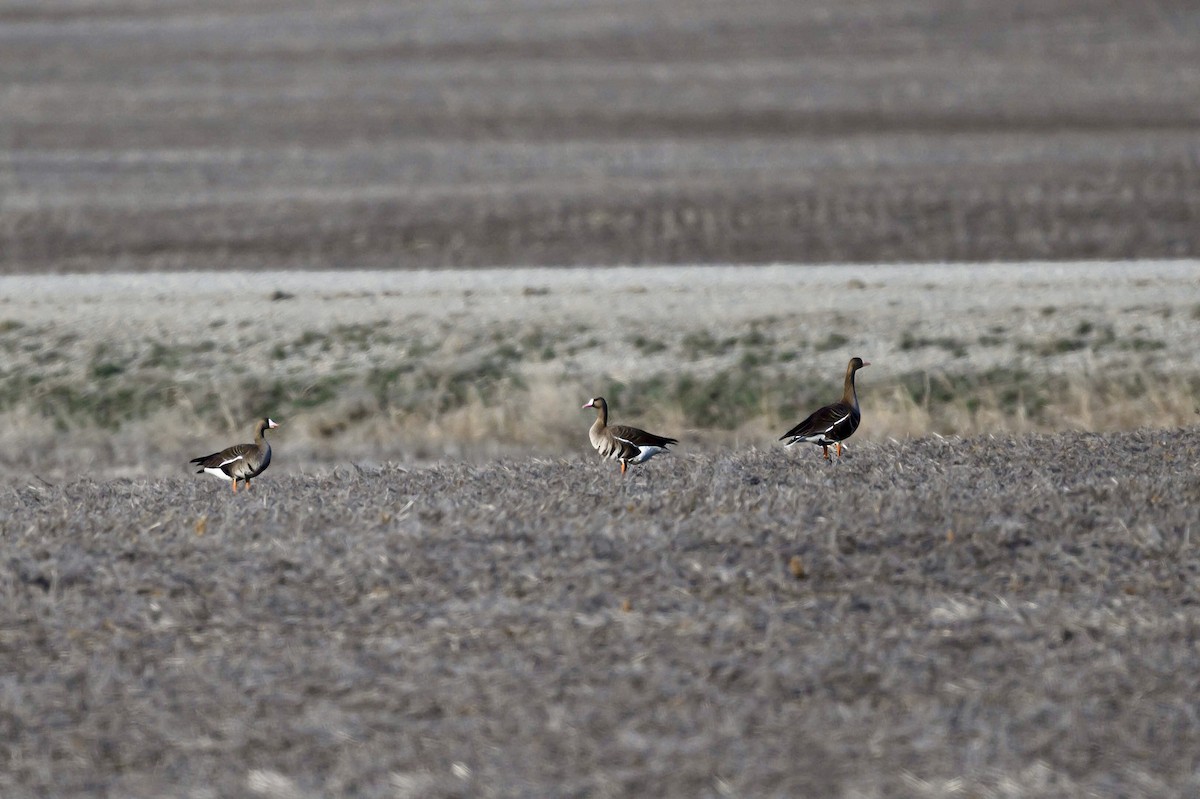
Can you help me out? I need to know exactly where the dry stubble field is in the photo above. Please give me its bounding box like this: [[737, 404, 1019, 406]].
[[4, 431, 1200, 797]]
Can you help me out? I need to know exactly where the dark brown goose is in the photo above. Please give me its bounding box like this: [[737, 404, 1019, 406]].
[[190, 418, 278, 492], [583, 397, 678, 474], [779, 357, 869, 460]]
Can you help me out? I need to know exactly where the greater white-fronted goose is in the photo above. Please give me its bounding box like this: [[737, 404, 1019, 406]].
[[583, 397, 678, 474], [190, 418, 278, 492], [779, 357, 869, 460]]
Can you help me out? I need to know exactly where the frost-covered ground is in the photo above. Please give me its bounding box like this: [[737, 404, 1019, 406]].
[[2, 261, 1196, 377]]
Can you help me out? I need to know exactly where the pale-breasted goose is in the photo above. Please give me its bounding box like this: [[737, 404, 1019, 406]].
[[190, 418, 278, 492], [779, 357, 869, 460], [583, 397, 678, 474]]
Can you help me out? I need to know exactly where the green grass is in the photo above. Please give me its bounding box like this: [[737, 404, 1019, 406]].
[[1037, 338, 1088, 356], [891, 367, 1050, 419], [1017, 321, 1119, 356], [21, 377, 183, 430], [682, 331, 738, 360], [629, 334, 668, 356], [899, 331, 968, 358], [291, 329, 326, 349], [670, 369, 778, 429], [0, 306, 1191, 448], [814, 332, 850, 353], [1117, 337, 1166, 352], [243, 374, 351, 416], [740, 326, 773, 348], [521, 328, 558, 360], [139, 341, 217, 370], [611, 367, 824, 431], [330, 322, 389, 351], [566, 337, 602, 356], [91, 361, 127, 379]]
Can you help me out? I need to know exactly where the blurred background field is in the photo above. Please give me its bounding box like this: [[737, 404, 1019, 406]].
[[1, 0, 1199, 274]]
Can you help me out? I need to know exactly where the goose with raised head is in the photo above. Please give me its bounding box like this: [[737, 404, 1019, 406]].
[[190, 418, 279, 492], [780, 357, 869, 460], [583, 397, 677, 474]]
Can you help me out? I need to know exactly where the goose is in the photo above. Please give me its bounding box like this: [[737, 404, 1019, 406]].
[[583, 397, 678, 474], [190, 418, 278, 492], [779, 357, 869, 460]]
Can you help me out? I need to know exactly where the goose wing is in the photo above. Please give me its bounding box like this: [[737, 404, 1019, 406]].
[[609, 424, 678, 451], [780, 401, 857, 442], [190, 442, 256, 472]]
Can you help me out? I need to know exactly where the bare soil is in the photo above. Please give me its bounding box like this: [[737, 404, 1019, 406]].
[[3, 430, 1200, 797]]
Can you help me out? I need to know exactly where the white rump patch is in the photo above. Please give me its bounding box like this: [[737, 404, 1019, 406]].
[[787, 433, 834, 446], [630, 445, 667, 464]]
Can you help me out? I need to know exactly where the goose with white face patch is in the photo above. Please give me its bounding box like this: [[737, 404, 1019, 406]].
[[779, 357, 869, 460], [583, 397, 678, 475], [190, 418, 279, 492]]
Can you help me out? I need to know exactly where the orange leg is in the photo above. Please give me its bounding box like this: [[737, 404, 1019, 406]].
[[231, 479, 238, 494], [245, 479, 252, 491], [822, 445, 831, 461], [620, 461, 628, 475], [836, 443, 844, 457]]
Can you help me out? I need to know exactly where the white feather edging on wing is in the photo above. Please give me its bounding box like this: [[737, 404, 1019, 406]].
[[823, 412, 851, 435]]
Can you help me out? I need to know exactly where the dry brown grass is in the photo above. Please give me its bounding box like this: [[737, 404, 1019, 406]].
[[3, 361, 1197, 482]]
